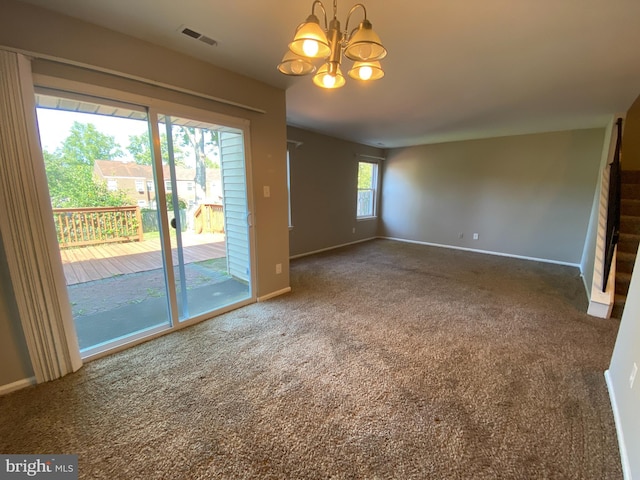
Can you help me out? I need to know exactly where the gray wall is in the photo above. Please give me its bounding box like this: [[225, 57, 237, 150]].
[[0, 233, 34, 386], [287, 126, 384, 257], [0, 0, 289, 389], [607, 248, 640, 479], [380, 128, 605, 265]]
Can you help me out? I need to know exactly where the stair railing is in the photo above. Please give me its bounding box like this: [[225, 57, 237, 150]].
[[602, 117, 624, 291]]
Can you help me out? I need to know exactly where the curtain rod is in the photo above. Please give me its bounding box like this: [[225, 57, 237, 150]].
[[0, 45, 267, 115]]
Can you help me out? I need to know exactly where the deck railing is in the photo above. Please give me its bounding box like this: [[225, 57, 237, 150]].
[[194, 203, 224, 234], [52, 206, 143, 248]]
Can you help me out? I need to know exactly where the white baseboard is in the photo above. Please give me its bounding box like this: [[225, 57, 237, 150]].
[[587, 299, 613, 319], [290, 237, 376, 260], [257, 287, 292, 302], [0, 376, 36, 396], [581, 274, 591, 300], [378, 236, 581, 268], [605, 370, 631, 480]]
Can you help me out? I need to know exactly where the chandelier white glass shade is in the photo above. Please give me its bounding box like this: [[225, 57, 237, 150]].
[[278, 0, 387, 89]]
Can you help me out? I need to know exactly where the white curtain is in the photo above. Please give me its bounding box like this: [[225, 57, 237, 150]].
[[0, 50, 82, 382]]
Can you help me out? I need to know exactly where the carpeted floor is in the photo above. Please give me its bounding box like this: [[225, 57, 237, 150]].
[[0, 239, 623, 479]]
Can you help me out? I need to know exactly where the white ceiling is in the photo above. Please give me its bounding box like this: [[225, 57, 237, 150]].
[[16, 0, 640, 148]]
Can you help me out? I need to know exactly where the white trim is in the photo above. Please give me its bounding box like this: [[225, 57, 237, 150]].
[[0, 45, 266, 115], [588, 248, 617, 319], [258, 287, 292, 302], [290, 237, 376, 260], [379, 236, 581, 268], [34, 76, 251, 131], [585, 116, 623, 319], [581, 274, 590, 299], [81, 297, 255, 363], [357, 153, 386, 161], [587, 300, 613, 319], [287, 139, 303, 149], [605, 370, 631, 480], [0, 377, 36, 396]]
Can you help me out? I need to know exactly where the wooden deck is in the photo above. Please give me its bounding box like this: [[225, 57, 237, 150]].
[[59, 232, 227, 285]]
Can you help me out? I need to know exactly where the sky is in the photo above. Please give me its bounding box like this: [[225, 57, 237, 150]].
[[35, 106, 225, 169], [36, 108, 148, 162]]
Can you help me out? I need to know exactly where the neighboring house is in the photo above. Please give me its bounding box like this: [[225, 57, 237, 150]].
[[93, 160, 223, 209]]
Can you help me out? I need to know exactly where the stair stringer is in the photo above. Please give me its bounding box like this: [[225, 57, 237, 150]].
[[586, 115, 625, 318]]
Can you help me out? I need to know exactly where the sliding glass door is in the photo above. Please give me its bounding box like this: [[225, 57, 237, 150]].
[[34, 90, 254, 357], [157, 113, 252, 322]]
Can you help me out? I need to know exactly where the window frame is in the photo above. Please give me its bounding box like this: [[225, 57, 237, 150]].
[[356, 160, 379, 219]]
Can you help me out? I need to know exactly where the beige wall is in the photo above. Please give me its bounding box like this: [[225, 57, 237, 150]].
[[0, 0, 289, 388], [607, 95, 640, 479], [287, 126, 384, 257], [380, 128, 605, 265], [622, 93, 640, 170]]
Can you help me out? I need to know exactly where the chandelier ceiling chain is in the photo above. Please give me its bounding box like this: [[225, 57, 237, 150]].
[[277, 0, 387, 89]]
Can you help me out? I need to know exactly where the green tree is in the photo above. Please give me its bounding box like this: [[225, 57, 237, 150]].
[[358, 162, 374, 189], [127, 131, 184, 166], [60, 121, 123, 166], [176, 126, 219, 202], [166, 192, 187, 210], [43, 122, 131, 208]]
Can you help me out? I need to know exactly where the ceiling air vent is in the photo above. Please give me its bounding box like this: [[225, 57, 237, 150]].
[[179, 26, 218, 47]]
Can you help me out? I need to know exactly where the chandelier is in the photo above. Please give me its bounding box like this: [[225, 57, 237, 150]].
[[277, 0, 387, 89]]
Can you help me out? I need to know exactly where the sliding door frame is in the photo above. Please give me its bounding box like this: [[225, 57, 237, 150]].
[[32, 74, 257, 362]]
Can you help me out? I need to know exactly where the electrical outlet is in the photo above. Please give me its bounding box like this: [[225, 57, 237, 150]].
[[263, 185, 270, 198], [275, 263, 282, 274], [459, 233, 464, 239], [352, 227, 356, 234], [630, 363, 638, 389], [473, 233, 479, 240]]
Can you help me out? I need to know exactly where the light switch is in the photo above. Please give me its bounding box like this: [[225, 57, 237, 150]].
[[263, 185, 270, 198]]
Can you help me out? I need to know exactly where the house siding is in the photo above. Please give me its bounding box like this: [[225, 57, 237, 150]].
[[220, 132, 250, 282]]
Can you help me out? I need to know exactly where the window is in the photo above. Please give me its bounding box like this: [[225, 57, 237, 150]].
[[357, 161, 378, 218], [146, 181, 154, 192], [107, 179, 118, 191], [164, 180, 172, 192], [135, 180, 145, 193], [186, 181, 194, 191]]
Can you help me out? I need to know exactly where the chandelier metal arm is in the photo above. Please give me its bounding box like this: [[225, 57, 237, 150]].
[[278, 0, 386, 88], [344, 3, 367, 39], [311, 0, 329, 30]]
